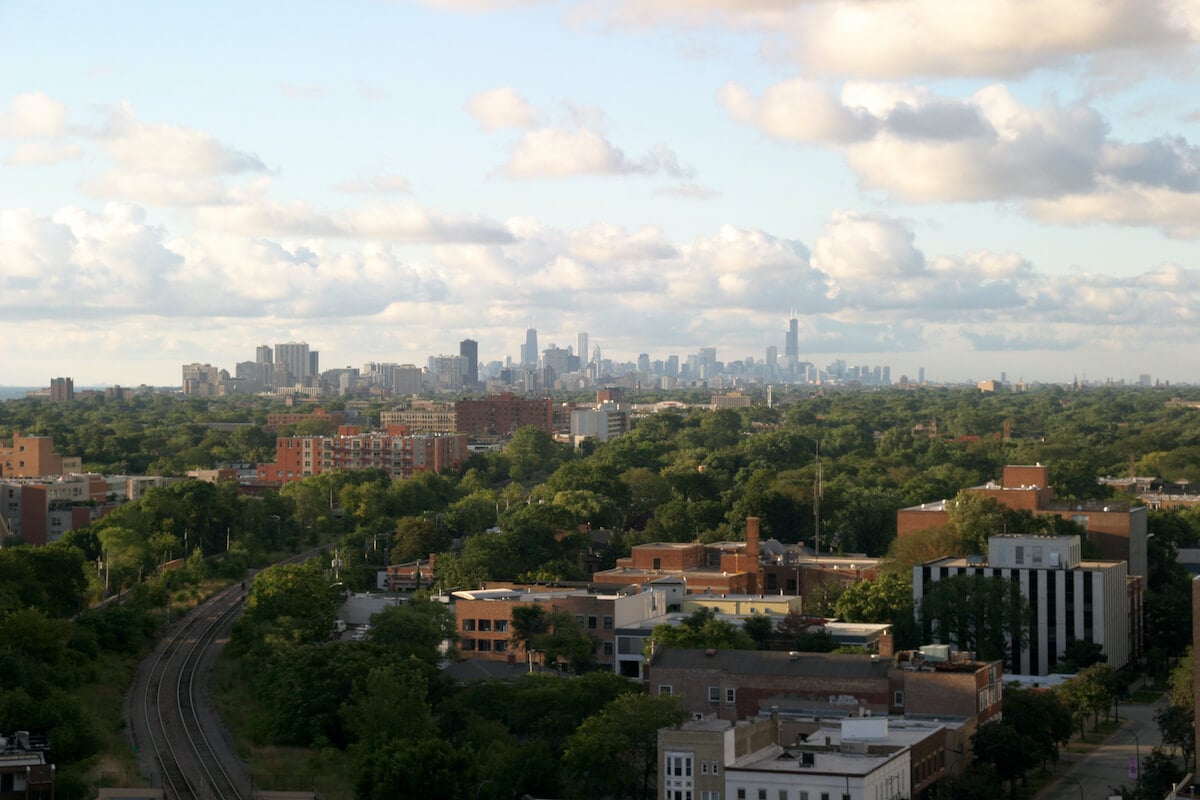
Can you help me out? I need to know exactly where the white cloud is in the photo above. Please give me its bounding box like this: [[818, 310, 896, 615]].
[[502, 127, 692, 178], [594, 0, 1199, 79], [722, 79, 1200, 232], [5, 141, 83, 165], [812, 211, 925, 282], [1026, 182, 1200, 238], [194, 199, 516, 244], [718, 80, 875, 143], [0, 92, 68, 138], [467, 87, 538, 130], [80, 102, 269, 206], [335, 174, 411, 194]]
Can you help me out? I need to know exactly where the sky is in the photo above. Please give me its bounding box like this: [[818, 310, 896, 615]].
[[2, 0, 1200, 388]]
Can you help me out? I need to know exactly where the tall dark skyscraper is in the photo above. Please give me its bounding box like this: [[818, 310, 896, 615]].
[[521, 327, 539, 367], [785, 316, 799, 361], [459, 338, 479, 386]]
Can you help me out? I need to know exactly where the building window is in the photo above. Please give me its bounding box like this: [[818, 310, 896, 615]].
[[758, 790, 767, 800], [478, 640, 492, 652], [894, 690, 904, 707], [800, 793, 809, 800], [737, 791, 746, 800], [1032, 546, 1043, 565], [665, 751, 694, 800], [603, 642, 613, 656], [462, 619, 475, 631], [576, 615, 585, 626], [588, 616, 597, 629], [709, 686, 720, 704], [725, 688, 736, 705], [654, 558, 662, 570], [495, 640, 508, 652], [779, 792, 788, 800], [701, 762, 708, 774], [494, 619, 508, 632], [1014, 546, 1024, 565], [478, 619, 492, 632], [604, 615, 613, 629], [712, 761, 719, 775], [659, 685, 673, 696], [461, 639, 476, 651]]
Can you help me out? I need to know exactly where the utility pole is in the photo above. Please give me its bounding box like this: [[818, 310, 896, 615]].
[[813, 442, 822, 556]]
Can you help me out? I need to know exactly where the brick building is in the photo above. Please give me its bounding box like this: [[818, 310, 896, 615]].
[[454, 393, 555, 437], [0, 433, 82, 478], [452, 585, 670, 670], [897, 464, 1148, 579], [659, 714, 951, 800], [264, 407, 347, 430], [256, 428, 468, 485], [646, 646, 1001, 742], [379, 401, 457, 434], [593, 518, 765, 594], [1, 475, 109, 546]]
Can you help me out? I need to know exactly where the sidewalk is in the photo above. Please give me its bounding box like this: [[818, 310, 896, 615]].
[[1036, 696, 1169, 800]]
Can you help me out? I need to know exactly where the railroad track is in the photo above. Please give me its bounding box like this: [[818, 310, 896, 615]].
[[130, 548, 327, 799], [141, 583, 248, 800]]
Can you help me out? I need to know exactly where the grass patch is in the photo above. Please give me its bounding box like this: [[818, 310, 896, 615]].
[[74, 648, 149, 790], [213, 650, 353, 800], [1131, 689, 1164, 704]]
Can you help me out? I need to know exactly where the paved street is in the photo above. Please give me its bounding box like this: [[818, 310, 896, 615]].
[[1037, 697, 1171, 800]]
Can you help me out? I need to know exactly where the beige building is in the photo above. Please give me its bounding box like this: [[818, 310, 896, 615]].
[[0, 432, 82, 478]]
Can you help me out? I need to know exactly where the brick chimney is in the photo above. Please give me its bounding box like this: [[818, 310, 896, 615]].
[[746, 516, 761, 559], [877, 633, 894, 658]]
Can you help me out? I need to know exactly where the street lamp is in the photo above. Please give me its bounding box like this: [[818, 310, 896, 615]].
[[1058, 775, 1084, 800]]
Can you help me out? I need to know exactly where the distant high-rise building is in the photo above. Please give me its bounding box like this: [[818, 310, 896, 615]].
[[918, 367, 925, 385], [637, 353, 651, 372], [256, 345, 273, 366], [765, 346, 778, 380], [578, 332, 589, 366], [49, 377, 73, 402], [591, 344, 601, 365], [1139, 373, 1152, 387], [665, 355, 679, 377], [274, 342, 312, 385], [459, 339, 479, 386], [393, 365, 423, 396], [785, 316, 799, 362], [521, 328, 539, 368]]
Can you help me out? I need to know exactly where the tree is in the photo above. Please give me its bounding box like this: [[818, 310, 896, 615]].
[[645, 608, 755, 655], [971, 721, 1037, 800], [368, 599, 456, 665], [1052, 639, 1106, 673], [562, 692, 686, 800], [919, 573, 1029, 668], [742, 614, 774, 650], [835, 572, 913, 624]]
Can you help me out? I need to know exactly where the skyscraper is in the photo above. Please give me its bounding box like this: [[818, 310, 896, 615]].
[[274, 342, 311, 385], [785, 316, 799, 363], [578, 332, 589, 367], [459, 338, 479, 386], [521, 328, 539, 368]]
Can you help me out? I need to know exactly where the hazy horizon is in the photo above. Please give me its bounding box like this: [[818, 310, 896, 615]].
[[3, 2, 1199, 387]]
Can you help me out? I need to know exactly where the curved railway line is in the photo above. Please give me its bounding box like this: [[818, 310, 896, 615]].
[[137, 582, 249, 800], [128, 549, 326, 799]]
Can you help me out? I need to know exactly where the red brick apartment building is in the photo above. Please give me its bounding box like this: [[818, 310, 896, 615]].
[[897, 464, 1148, 578], [454, 393, 555, 436], [257, 426, 468, 485], [264, 407, 347, 430], [592, 517, 766, 594]]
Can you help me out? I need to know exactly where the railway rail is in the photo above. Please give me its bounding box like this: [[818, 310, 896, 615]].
[[140, 583, 248, 800]]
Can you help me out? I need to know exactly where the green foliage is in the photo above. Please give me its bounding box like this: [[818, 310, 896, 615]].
[[368, 599, 456, 665], [971, 720, 1038, 798], [232, 558, 344, 652], [562, 692, 686, 800], [919, 572, 1029, 668], [646, 608, 755, 656]]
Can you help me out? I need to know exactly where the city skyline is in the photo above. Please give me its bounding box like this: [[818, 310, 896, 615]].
[[3, 2, 1200, 387]]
